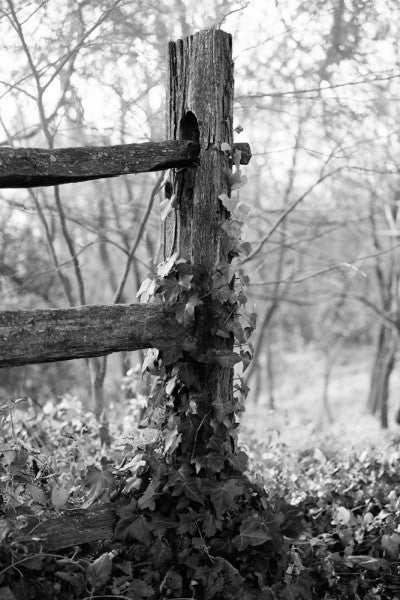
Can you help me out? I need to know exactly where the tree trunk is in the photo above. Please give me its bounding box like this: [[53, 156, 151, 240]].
[[368, 323, 396, 428], [90, 356, 110, 445], [266, 337, 275, 410], [320, 353, 334, 424]]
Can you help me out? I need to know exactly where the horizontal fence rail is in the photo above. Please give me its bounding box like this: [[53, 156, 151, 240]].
[[13, 505, 117, 550], [0, 303, 194, 367], [0, 141, 251, 187]]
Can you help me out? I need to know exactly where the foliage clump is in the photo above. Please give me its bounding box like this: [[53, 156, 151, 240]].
[[3, 399, 400, 598]]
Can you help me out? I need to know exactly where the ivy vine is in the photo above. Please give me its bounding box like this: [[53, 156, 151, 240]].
[[108, 146, 305, 599]]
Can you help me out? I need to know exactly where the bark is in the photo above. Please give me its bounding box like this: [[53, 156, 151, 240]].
[[13, 505, 117, 550], [0, 141, 250, 188], [0, 303, 194, 367]]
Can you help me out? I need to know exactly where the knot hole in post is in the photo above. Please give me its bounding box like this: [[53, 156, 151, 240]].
[[179, 111, 200, 144]]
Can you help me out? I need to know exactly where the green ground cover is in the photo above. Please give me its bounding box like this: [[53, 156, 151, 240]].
[[1, 348, 400, 599]]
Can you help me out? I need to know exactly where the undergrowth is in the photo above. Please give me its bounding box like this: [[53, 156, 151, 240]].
[[1, 395, 400, 599]]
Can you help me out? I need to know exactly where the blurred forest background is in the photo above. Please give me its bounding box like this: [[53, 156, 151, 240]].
[[1, 0, 400, 446]]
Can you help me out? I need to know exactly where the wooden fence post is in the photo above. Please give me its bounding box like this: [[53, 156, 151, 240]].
[[162, 29, 236, 465]]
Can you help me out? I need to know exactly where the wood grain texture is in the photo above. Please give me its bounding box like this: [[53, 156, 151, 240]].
[[0, 303, 193, 367], [167, 30, 234, 270], [0, 141, 250, 188], [13, 505, 117, 550], [166, 30, 235, 455]]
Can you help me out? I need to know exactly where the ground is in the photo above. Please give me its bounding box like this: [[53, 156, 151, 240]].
[[2, 345, 400, 599]]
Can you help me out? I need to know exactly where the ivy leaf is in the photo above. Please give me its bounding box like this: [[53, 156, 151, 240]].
[[333, 505, 352, 525], [51, 485, 70, 509], [233, 149, 242, 169], [227, 312, 255, 343], [271, 577, 313, 600], [194, 453, 225, 474], [138, 481, 158, 511], [27, 483, 47, 505], [204, 478, 243, 517], [174, 362, 201, 390], [273, 499, 303, 538], [157, 252, 179, 278], [234, 377, 250, 401], [178, 272, 193, 290], [240, 241, 252, 256], [0, 587, 15, 600], [82, 466, 115, 509], [226, 317, 246, 344], [237, 291, 247, 304], [124, 514, 152, 545], [232, 515, 272, 551], [222, 219, 242, 240], [175, 295, 203, 326], [55, 572, 85, 594], [202, 512, 222, 537], [177, 512, 199, 535], [149, 513, 178, 535], [232, 202, 250, 223], [10, 447, 28, 469], [165, 373, 179, 396], [172, 476, 204, 505], [213, 394, 234, 424], [136, 277, 156, 304], [18, 555, 43, 570], [192, 536, 208, 550], [0, 520, 11, 544], [219, 193, 238, 212], [240, 348, 253, 370], [141, 348, 159, 374], [159, 168, 172, 190], [228, 450, 248, 473], [195, 557, 241, 599], [211, 268, 235, 301], [160, 194, 176, 221], [238, 269, 250, 286], [158, 341, 184, 365], [150, 540, 173, 570], [230, 172, 248, 191], [164, 415, 182, 454], [382, 534, 400, 558], [86, 553, 113, 590], [159, 278, 182, 301], [127, 579, 154, 598], [168, 465, 204, 504]]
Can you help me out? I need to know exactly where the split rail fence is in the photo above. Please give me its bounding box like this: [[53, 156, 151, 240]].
[[0, 29, 251, 549]]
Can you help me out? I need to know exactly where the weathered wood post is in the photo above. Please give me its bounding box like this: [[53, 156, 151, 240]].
[[163, 29, 236, 465]]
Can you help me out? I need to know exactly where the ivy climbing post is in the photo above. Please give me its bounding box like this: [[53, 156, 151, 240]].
[[163, 29, 238, 465], [118, 29, 299, 599]]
